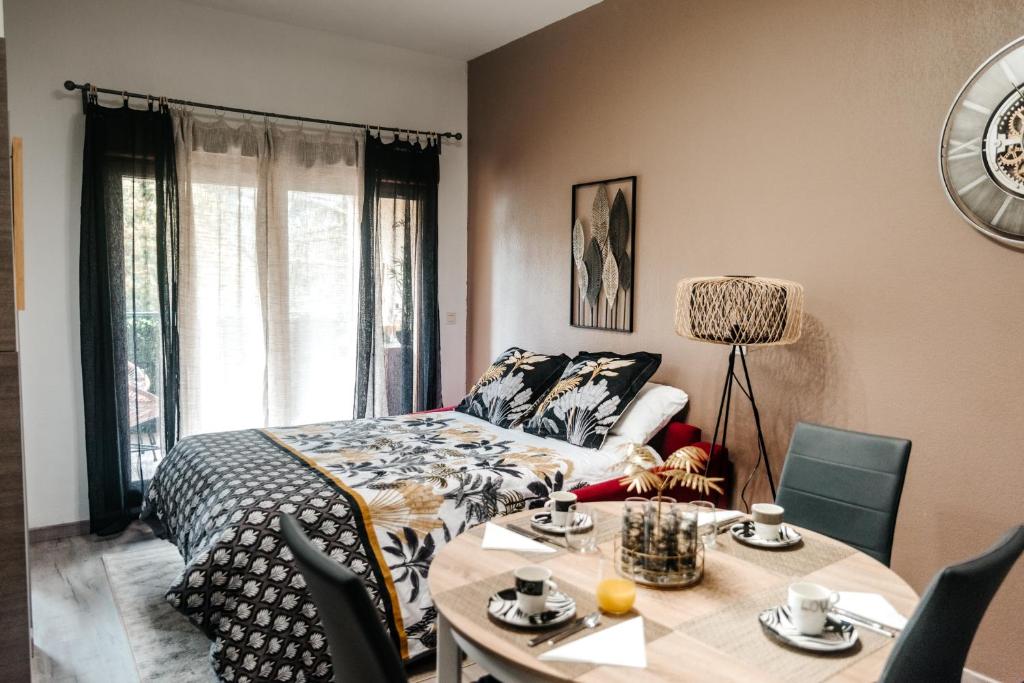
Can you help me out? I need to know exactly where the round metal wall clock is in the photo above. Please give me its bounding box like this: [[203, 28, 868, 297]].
[[940, 36, 1024, 247]]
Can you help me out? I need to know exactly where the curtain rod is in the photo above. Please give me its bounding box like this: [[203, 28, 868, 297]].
[[62, 80, 464, 141]]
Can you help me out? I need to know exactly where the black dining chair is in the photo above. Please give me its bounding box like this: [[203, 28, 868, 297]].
[[280, 513, 407, 683], [774, 422, 911, 566], [879, 524, 1024, 682]]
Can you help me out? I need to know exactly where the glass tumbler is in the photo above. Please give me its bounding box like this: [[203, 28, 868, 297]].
[[564, 503, 597, 553], [622, 497, 647, 554], [597, 540, 636, 615], [691, 499, 718, 549]]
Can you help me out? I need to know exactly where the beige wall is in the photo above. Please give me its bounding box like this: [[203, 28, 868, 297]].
[[468, 0, 1023, 678]]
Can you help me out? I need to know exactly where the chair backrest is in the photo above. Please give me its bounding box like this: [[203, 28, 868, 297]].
[[775, 422, 911, 566], [279, 514, 407, 683], [879, 525, 1024, 683]]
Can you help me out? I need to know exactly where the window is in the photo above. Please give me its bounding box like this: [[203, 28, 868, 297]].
[[122, 176, 166, 481]]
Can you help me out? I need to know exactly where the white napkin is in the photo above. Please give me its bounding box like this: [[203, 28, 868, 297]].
[[699, 509, 744, 528], [538, 616, 647, 668], [480, 522, 555, 554], [835, 592, 908, 630]]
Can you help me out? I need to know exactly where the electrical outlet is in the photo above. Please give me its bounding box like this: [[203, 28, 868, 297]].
[[445, 312, 456, 325]]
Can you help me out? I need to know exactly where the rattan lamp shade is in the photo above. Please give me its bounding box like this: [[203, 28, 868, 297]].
[[675, 276, 804, 346]]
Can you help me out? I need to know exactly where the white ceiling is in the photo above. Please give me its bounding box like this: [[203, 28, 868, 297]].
[[179, 0, 600, 61]]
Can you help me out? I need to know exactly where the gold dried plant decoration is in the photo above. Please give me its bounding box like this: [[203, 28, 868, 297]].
[[617, 443, 724, 498]]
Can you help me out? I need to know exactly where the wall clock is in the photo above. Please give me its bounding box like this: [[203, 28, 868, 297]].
[[941, 36, 1024, 247]]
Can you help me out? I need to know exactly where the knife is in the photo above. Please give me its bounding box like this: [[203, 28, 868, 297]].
[[527, 615, 585, 647], [830, 608, 900, 638], [505, 523, 564, 547]]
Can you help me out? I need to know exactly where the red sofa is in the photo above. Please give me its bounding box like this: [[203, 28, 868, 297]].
[[417, 408, 732, 509]]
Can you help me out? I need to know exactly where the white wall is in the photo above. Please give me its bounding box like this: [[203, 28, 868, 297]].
[[6, 0, 468, 528]]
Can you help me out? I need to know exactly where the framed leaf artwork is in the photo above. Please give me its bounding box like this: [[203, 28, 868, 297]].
[[570, 176, 636, 332]]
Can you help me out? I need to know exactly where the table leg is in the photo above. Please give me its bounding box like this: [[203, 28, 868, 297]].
[[436, 612, 462, 683]]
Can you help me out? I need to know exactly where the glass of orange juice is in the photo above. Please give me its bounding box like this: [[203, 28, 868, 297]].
[[596, 540, 636, 614]]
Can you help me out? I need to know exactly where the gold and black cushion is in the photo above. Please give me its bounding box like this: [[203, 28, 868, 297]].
[[524, 351, 661, 449], [456, 347, 571, 429]]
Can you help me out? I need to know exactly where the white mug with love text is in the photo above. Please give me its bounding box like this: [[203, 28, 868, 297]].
[[787, 582, 839, 635]]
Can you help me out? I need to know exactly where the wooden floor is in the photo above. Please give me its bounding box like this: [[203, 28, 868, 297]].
[[29, 523, 484, 682], [31, 523, 157, 682]]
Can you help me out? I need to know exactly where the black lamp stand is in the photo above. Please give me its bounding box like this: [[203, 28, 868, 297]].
[[706, 345, 776, 509]]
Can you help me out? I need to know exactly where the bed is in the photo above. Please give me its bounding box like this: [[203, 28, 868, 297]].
[[143, 409, 634, 682]]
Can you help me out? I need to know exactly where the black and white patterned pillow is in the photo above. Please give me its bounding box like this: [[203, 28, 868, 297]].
[[456, 347, 571, 429], [524, 351, 662, 449]]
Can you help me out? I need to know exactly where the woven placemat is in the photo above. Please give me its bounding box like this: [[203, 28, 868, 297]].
[[436, 568, 672, 679], [714, 528, 856, 577], [678, 584, 889, 682]]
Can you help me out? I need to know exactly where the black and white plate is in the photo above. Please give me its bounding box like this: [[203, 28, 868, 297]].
[[730, 520, 802, 548], [486, 588, 576, 629], [529, 511, 594, 535], [758, 606, 859, 653]]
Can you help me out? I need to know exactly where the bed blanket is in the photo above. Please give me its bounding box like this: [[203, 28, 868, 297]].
[[144, 412, 594, 682]]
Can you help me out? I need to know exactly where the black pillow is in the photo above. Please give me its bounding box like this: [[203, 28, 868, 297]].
[[456, 347, 571, 429], [524, 351, 662, 449]]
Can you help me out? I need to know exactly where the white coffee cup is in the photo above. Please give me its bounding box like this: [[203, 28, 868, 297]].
[[787, 582, 839, 635], [514, 566, 558, 615], [544, 491, 577, 527], [751, 503, 784, 541]]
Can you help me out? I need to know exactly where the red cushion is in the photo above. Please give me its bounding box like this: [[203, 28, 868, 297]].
[[574, 477, 629, 503], [411, 405, 456, 414], [651, 421, 702, 455]]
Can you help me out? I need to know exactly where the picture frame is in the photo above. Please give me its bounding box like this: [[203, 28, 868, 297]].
[[569, 175, 636, 332]]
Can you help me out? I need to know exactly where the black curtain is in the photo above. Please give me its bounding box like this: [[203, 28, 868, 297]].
[[354, 134, 441, 417], [80, 99, 178, 535]]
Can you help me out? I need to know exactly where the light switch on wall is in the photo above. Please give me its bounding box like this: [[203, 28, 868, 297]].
[[445, 312, 457, 325]]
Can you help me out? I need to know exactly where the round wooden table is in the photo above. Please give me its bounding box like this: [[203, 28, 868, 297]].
[[428, 502, 919, 683]]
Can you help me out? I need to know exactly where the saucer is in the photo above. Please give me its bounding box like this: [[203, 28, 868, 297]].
[[729, 520, 802, 548], [758, 605, 859, 652], [486, 588, 576, 629], [529, 511, 594, 535]]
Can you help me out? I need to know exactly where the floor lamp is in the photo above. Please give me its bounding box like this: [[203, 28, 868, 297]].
[[675, 276, 804, 508]]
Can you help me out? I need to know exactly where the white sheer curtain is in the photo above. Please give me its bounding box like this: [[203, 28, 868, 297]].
[[173, 111, 362, 434]]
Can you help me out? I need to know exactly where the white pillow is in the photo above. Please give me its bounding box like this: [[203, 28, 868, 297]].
[[610, 382, 688, 444]]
